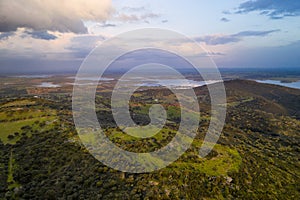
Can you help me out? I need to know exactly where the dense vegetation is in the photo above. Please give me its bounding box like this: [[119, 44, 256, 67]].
[[0, 80, 299, 199]]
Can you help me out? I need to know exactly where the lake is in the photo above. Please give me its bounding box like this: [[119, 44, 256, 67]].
[[37, 82, 61, 88], [136, 79, 220, 89], [256, 80, 300, 90]]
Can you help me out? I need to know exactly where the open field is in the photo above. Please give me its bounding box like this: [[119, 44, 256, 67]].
[[0, 99, 57, 144]]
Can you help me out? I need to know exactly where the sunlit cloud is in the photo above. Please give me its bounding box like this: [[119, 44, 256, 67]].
[[0, 0, 113, 33]]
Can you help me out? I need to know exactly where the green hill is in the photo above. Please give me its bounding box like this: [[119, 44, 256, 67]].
[[0, 80, 299, 199]]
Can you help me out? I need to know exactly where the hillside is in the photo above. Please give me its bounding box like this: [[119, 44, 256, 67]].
[[0, 80, 299, 199], [224, 80, 300, 118]]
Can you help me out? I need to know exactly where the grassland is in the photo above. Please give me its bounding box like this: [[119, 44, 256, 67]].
[[162, 141, 242, 176], [74, 124, 242, 176], [0, 99, 36, 108], [7, 151, 20, 190], [0, 99, 57, 144]]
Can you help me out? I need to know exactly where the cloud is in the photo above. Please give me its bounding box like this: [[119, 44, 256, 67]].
[[122, 6, 146, 12], [0, 0, 113, 33], [222, 10, 232, 15], [216, 40, 300, 68], [0, 28, 75, 59], [192, 52, 226, 58], [0, 32, 14, 40], [195, 29, 280, 45], [209, 52, 226, 56], [220, 17, 230, 22], [100, 23, 117, 28], [115, 13, 160, 22], [0, 30, 77, 75], [113, 5, 160, 23], [195, 35, 241, 45], [66, 34, 106, 58], [24, 30, 57, 40], [236, 0, 300, 19], [108, 49, 196, 72], [233, 29, 280, 37], [141, 13, 160, 19], [161, 20, 168, 23], [116, 14, 139, 22], [0, 30, 108, 74]]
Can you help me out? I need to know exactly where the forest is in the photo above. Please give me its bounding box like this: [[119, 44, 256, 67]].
[[0, 79, 299, 199]]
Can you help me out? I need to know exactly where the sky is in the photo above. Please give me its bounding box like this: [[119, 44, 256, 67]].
[[0, 0, 299, 74]]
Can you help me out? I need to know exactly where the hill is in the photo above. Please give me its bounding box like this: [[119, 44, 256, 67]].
[[0, 80, 299, 199]]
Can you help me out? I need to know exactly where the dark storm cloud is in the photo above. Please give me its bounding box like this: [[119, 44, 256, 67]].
[[236, 0, 300, 19]]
